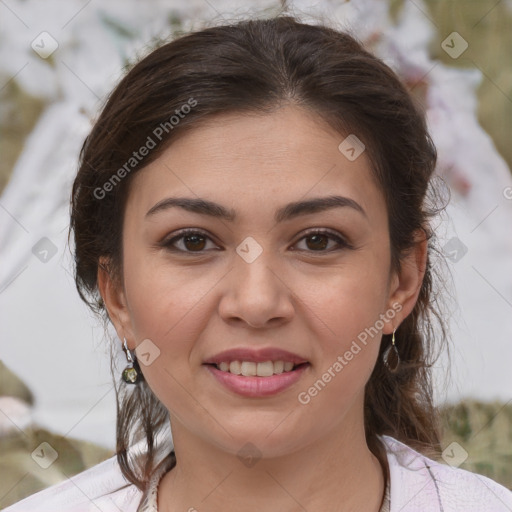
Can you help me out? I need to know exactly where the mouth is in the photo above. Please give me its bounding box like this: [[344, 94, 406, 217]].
[[203, 361, 310, 377], [203, 361, 311, 397]]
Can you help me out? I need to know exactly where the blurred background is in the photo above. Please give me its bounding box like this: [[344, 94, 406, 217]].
[[1, 0, 511, 507]]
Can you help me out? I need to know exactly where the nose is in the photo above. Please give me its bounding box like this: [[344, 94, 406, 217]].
[[218, 251, 295, 329]]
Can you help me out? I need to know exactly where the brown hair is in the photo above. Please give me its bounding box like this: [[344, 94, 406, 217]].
[[69, 13, 451, 494]]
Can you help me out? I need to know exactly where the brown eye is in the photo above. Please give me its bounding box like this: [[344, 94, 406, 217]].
[[305, 233, 329, 251], [182, 233, 207, 251], [162, 229, 217, 253], [293, 229, 351, 252]]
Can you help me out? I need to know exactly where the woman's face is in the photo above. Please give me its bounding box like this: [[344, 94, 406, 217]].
[[100, 105, 423, 458]]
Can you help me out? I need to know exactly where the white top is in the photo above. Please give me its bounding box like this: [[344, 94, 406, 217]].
[[136, 456, 391, 512], [4, 435, 512, 511]]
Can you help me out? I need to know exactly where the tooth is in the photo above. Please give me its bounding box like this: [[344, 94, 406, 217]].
[[241, 361, 257, 376], [217, 360, 300, 375], [273, 361, 284, 374], [229, 361, 242, 375], [256, 361, 274, 377]]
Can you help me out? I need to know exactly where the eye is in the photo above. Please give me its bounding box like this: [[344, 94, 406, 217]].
[[161, 229, 218, 253], [160, 228, 352, 255], [293, 229, 352, 253]]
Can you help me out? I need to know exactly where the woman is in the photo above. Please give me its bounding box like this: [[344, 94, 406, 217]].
[[5, 14, 512, 512]]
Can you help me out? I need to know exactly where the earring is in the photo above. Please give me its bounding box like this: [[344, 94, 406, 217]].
[[383, 327, 400, 373], [122, 338, 140, 384]]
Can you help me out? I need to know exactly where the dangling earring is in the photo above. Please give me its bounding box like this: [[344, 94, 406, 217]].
[[122, 338, 140, 384], [383, 327, 400, 373]]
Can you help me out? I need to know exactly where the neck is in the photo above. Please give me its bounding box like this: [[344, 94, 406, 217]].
[[157, 401, 387, 512]]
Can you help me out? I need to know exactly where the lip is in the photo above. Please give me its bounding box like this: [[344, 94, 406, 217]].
[[203, 347, 308, 365], [204, 363, 310, 397]]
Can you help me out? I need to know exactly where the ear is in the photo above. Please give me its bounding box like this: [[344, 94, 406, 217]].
[[383, 229, 428, 334], [97, 257, 135, 347]]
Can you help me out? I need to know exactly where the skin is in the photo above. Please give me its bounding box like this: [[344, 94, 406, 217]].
[[98, 105, 427, 512]]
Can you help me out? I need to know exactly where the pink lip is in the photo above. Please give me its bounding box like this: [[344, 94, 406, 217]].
[[203, 347, 308, 365], [204, 363, 310, 397]]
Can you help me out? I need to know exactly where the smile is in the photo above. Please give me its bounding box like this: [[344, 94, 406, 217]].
[[204, 362, 310, 397]]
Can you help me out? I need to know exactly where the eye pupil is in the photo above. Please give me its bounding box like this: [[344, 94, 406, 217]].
[[184, 234, 206, 251], [306, 234, 329, 251]]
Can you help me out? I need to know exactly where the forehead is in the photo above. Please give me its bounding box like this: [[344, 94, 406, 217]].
[[126, 105, 386, 224]]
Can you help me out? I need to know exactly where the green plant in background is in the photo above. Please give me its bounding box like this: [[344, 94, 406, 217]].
[[0, 361, 114, 509], [439, 400, 512, 490], [444, 401, 473, 441], [0, 81, 45, 194], [0, 425, 114, 508]]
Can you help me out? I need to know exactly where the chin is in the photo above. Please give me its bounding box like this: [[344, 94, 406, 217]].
[[210, 425, 309, 460]]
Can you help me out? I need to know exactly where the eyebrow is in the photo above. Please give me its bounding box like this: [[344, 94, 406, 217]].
[[145, 195, 367, 223]]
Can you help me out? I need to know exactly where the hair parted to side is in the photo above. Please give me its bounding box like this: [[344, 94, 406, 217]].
[[69, 13, 452, 493]]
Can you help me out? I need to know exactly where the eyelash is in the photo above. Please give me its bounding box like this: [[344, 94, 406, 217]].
[[160, 228, 353, 255]]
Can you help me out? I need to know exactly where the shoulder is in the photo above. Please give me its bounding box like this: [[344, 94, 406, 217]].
[[2, 455, 143, 512], [379, 434, 512, 512]]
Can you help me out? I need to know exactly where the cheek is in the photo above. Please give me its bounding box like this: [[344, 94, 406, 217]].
[[123, 247, 213, 339], [121, 255, 214, 410], [304, 257, 390, 338], [296, 254, 390, 389], [296, 272, 386, 417]]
